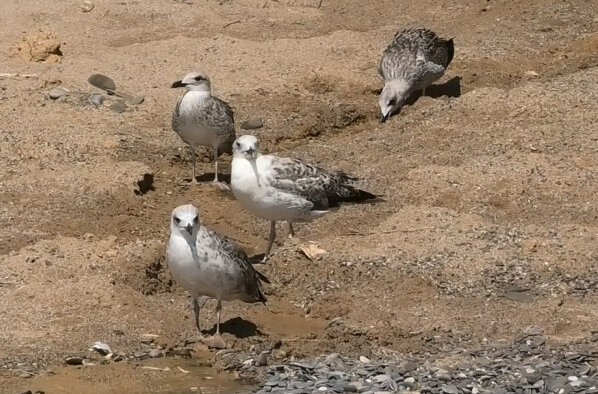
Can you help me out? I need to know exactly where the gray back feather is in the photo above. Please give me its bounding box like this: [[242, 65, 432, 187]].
[[206, 228, 268, 302], [266, 157, 369, 209], [379, 28, 453, 86], [172, 93, 236, 153]]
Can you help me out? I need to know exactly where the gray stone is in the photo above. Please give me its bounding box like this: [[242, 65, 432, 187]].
[[148, 349, 162, 358], [373, 374, 391, 383], [241, 117, 264, 130], [89, 93, 104, 106], [109, 99, 127, 113], [49, 87, 67, 100], [442, 384, 459, 394], [257, 351, 268, 366], [88, 74, 116, 91], [126, 96, 145, 105]]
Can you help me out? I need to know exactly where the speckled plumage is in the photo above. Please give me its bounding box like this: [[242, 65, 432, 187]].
[[377, 28, 454, 121], [166, 204, 267, 334], [171, 71, 236, 186], [172, 93, 236, 155], [266, 157, 376, 211], [378, 27, 454, 86], [231, 135, 377, 260]]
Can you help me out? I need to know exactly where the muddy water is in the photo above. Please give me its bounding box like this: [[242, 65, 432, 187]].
[[12, 357, 254, 394]]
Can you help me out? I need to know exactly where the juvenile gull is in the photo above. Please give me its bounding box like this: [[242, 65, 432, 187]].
[[231, 135, 377, 262], [378, 27, 454, 122], [171, 71, 236, 189], [166, 204, 268, 344]]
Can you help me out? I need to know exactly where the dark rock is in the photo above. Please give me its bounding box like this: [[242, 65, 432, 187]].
[[65, 356, 83, 365], [88, 74, 116, 91]]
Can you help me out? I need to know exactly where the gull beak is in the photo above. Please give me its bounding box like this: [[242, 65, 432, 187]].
[[171, 80, 186, 88], [185, 223, 193, 235], [380, 112, 389, 123], [246, 148, 257, 159]]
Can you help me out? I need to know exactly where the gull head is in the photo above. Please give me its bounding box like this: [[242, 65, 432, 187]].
[[171, 204, 201, 236], [379, 79, 410, 123], [171, 71, 211, 92], [233, 135, 260, 160]]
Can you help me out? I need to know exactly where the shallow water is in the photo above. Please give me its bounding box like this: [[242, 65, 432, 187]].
[[12, 357, 255, 394]]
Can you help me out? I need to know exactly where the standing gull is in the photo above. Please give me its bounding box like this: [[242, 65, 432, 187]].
[[378, 27, 454, 122], [166, 204, 268, 346], [231, 135, 377, 262], [171, 71, 236, 189]]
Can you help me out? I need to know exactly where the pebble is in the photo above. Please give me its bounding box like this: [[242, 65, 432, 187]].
[[88, 74, 116, 91], [89, 93, 104, 106], [257, 351, 268, 366], [241, 117, 264, 130], [64, 356, 83, 366], [80, 1, 94, 12], [247, 347, 598, 394], [148, 349, 162, 358], [109, 99, 127, 113], [49, 87, 67, 100], [91, 341, 112, 355], [442, 384, 460, 394], [373, 374, 390, 383]]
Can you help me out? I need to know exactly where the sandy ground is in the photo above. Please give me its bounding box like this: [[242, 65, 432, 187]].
[[0, 0, 597, 392]]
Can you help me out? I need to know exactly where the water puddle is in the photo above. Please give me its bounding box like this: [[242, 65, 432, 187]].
[[11, 357, 255, 394]]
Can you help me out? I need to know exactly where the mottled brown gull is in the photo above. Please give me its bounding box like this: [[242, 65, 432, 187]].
[[378, 28, 454, 122], [171, 71, 236, 189], [231, 135, 377, 262], [166, 204, 268, 345]]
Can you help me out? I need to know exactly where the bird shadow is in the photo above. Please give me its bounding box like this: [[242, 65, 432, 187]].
[[204, 317, 263, 338], [194, 172, 232, 184], [405, 76, 462, 106]]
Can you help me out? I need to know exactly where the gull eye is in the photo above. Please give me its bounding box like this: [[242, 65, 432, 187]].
[[194, 75, 204, 81], [193, 216, 199, 223], [174, 217, 181, 224], [388, 98, 396, 106]]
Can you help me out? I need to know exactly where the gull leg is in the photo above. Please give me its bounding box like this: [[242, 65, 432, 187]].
[[288, 222, 295, 239], [193, 297, 201, 332], [190, 146, 198, 184], [216, 297, 222, 336], [202, 297, 225, 349], [212, 146, 230, 191], [262, 221, 276, 263], [422, 87, 426, 97]]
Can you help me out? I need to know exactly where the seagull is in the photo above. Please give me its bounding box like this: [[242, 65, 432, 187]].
[[378, 27, 454, 122], [166, 204, 269, 346], [231, 135, 377, 262], [171, 71, 236, 189]]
